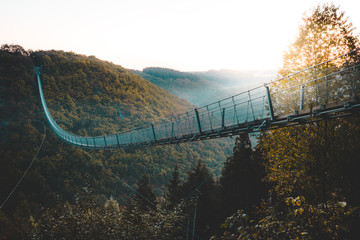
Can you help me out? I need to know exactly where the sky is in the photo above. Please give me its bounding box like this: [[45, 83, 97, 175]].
[[1, 0, 360, 72]]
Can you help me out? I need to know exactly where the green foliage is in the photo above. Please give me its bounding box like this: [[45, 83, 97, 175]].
[[260, 2, 360, 203], [0, 44, 30, 56], [280, 3, 359, 75], [30, 193, 185, 240], [219, 134, 266, 216], [132, 173, 157, 211], [134, 67, 239, 106], [215, 196, 359, 240], [3, 4, 359, 238], [259, 126, 316, 199], [259, 117, 360, 203], [270, 3, 360, 116], [215, 3, 360, 239], [135, 68, 275, 107], [165, 164, 182, 210], [180, 160, 222, 239], [135, 67, 219, 106], [0, 45, 233, 239]]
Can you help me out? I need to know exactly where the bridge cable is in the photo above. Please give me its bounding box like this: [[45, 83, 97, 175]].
[[0, 120, 46, 209]]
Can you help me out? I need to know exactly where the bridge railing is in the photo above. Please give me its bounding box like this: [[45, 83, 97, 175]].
[[36, 49, 360, 149], [269, 50, 360, 117]]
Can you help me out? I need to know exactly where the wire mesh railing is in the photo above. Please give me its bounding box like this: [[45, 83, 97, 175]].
[[35, 48, 360, 149]]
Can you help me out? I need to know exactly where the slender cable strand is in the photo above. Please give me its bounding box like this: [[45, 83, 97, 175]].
[[0, 120, 46, 209]]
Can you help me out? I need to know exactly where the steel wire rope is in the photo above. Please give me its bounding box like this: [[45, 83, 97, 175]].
[[50, 134, 134, 205], [0, 120, 46, 209], [81, 149, 153, 205], [268, 48, 360, 86]]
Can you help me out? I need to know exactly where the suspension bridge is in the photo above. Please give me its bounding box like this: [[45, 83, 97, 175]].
[[35, 49, 360, 149]]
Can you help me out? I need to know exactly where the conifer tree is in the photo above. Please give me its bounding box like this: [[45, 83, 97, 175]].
[[134, 173, 157, 211], [219, 133, 266, 216], [165, 164, 182, 209], [182, 160, 221, 239]]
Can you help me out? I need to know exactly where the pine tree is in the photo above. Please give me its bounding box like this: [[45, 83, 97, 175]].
[[219, 133, 266, 216], [181, 160, 221, 239], [165, 164, 182, 209], [134, 173, 157, 211]]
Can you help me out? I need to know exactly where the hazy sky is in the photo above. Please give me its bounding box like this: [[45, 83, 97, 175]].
[[1, 0, 359, 71]]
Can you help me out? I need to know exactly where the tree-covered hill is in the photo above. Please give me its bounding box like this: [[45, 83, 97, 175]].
[[133, 67, 276, 106], [0, 45, 233, 239], [133, 67, 220, 106]]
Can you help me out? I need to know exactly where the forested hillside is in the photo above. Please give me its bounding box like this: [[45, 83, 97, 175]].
[[0, 45, 232, 239], [133, 67, 276, 106], [133, 67, 220, 106]]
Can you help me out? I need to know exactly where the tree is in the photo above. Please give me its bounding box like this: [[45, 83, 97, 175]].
[[0, 45, 233, 239], [165, 164, 183, 209], [219, 133, 266, 217], [271, 3, 360, 116], [181, 160, 221, 239], [262, 2, 360, 201], [133, 173, 157, 211], [0, 44, 29, 56], [30, 195, 186, 240], [280, 3, 359, 75], [214, 3, 360, 239], [253, 3, 360, 238]]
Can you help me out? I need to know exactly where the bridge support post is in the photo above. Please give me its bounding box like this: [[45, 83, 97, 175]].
[[195, 109, 202, 134], [221, 108, 225, 129], [232, 96, 239, 125], [206, 105, 213, 131], [248, 91, 255, 121], [116, 134, 120, 146], [300, 84, 305, 110], [265, 85, 274, 121], [151, 123, 156, 142], [104, 136, 107, 147], [171, 122, 175, 138], [352, 66, 358, 102]]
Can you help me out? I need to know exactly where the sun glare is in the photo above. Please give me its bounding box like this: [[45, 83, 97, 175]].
[[0, 0, 359, 72]]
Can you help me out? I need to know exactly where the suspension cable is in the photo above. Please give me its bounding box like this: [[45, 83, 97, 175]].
[[0, 120, 46, 209]]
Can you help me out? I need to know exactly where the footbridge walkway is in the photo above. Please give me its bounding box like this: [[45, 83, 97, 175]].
[[35, 49, 360, 149]]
